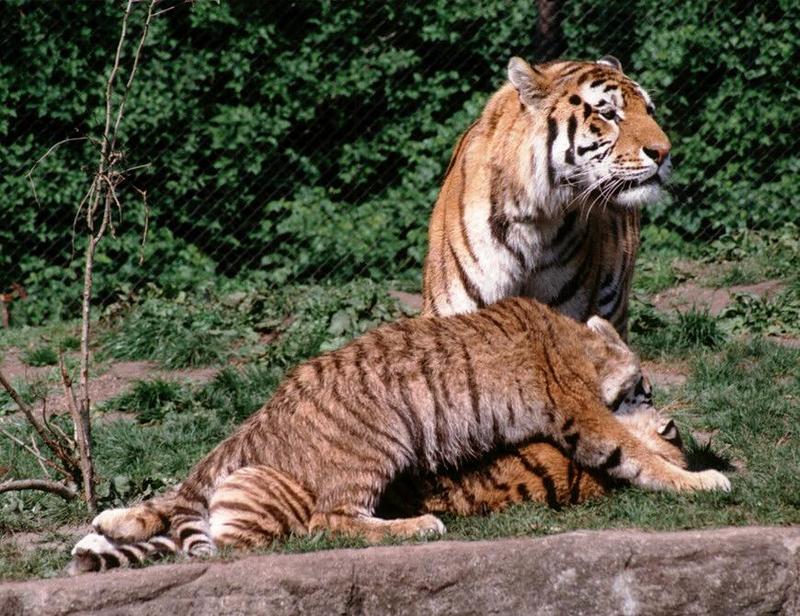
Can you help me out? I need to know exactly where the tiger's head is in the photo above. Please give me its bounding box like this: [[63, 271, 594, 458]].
[[505, 55, 671, 210]]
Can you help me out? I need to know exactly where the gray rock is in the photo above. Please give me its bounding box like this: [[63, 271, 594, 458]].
[[1, 526, 799, 615]]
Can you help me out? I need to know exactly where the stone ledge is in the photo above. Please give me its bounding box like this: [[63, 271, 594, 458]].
[[1, 526, 798, 615]]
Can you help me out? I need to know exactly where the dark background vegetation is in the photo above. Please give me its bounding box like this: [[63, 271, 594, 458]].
[[1, 0, 797, 324]]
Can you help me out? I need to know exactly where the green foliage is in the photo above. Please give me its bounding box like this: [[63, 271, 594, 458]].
[[719, 285, 800, 337], [3, 1, 796, 324], [20, 345, 58, 367]]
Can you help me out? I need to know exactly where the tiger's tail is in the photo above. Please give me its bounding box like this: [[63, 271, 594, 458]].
[[68, 532, 179, 575]]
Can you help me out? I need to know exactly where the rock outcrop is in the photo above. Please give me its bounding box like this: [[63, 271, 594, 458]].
[[2, 526, 798, 615]]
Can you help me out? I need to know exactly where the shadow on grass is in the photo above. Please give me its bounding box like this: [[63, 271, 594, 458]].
[[685, 441, 736, 473]]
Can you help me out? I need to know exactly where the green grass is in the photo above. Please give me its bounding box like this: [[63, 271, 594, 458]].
[[0, 543, 74, 582], [629, 301, 724, 359], [0, 321, 81, 355], [1, 270, 798, 581], [100, 296, 249, 369]]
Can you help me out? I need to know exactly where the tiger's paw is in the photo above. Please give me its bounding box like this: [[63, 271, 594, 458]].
[[693, 469, 731, 492], [67, 532, 116, 575], [669, 468, 731, 493], [412, 514, 447, 538]]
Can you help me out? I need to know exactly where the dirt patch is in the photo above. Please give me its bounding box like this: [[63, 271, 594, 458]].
[[652, 279, 785, 316], [641, 359, 689, 388], [0, 350, 57, 385], [768, 336, 800, 350], [389, 290, 423, 313]]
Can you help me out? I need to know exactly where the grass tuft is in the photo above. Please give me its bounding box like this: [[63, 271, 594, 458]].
[[21, 346, 58, 367], [100, 379, 191, 424], [101, 296, 249, 369], [674, 308, 724, 349]]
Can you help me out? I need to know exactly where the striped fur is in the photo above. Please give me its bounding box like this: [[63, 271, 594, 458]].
[[422, 56, 672, 337], [403, 397, 686, 516], [70, 298, 728, 573], [378, 374, 688, 516]]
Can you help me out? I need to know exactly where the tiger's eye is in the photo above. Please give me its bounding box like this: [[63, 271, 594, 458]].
[[601, 109, 617, 121]]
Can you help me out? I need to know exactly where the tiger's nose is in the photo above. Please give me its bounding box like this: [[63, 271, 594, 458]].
[[642, 142, 671, 165]]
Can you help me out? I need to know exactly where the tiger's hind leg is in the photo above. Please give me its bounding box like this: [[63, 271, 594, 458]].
[[309, 507, 446, 543], [92, 493, 214, 558], [208, 465, 314, 549]]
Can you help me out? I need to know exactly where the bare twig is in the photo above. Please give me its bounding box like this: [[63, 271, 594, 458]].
[[0, 370, 52, 444], [0, 479, 77, 500], [0, 428, 70, 480], [13, 0, 160, 515], [133, 186, 150, 265], [30, 433, 52, 479], [25, 137, 89, 207], [58, 352, 83, 449], [0, 370, 80, 480], [73, 0, 158, 514], [110, 0, 157, 152]]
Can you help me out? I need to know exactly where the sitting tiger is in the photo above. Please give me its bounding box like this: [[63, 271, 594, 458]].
[[422, 54, 670, 332], [419, 55, 674, 513], [69, 298, 728, 573]]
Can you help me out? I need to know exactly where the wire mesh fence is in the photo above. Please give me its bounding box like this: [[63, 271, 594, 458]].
[[1, 0, 797, 325]]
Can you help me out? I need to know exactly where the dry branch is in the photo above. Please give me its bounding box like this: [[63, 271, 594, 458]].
[[0, 479, 77, 500]]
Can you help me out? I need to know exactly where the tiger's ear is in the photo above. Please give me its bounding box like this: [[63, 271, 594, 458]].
[[587, 316, 626, 348], [597, 55, 623, 72], [657, 419, 679, 440], [507, 57, 547, 106]]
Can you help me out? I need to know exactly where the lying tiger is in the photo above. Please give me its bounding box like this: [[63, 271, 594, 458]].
[[70, 298, 728, 573], [380, 374, 681, 517]]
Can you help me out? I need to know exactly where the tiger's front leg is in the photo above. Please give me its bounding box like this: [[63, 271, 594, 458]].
[[560, 399, 731, 493]]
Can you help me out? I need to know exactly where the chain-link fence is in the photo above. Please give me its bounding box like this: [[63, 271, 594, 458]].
[[1, 0, 797, 325]]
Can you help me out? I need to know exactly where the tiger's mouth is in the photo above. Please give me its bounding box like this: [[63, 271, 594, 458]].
[[608, 173, 664, 208], [616, 174, 661, 193]]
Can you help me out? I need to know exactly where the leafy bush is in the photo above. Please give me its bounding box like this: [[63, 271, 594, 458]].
[[1, 1, 796, 323]]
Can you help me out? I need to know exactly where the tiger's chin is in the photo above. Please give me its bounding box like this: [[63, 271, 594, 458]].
[[613, 179, 664, 208]]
